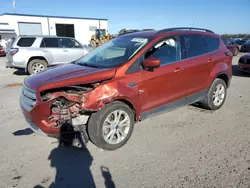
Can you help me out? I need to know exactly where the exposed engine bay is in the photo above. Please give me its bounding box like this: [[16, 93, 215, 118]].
[[40, 82, 119, 145]]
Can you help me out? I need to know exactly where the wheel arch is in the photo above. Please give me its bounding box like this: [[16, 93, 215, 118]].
[[213, 72, 230, 88], [113, 97, 139, 121], [27, 56, 48, 68]]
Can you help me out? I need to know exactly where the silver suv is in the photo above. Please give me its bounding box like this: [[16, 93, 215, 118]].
[[6, 35, 89, 74]]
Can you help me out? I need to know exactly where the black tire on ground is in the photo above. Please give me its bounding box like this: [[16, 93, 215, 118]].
[[27, 59, 48, 75], [87, 101, 135, 151], [233, 47, 239, 56], [200, 78, 227, 110]]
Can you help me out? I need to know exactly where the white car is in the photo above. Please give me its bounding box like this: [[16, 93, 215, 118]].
[[6, 35, 89, 74]]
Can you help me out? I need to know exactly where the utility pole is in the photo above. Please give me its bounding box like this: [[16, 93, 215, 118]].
[[13, 0, 16, 13]]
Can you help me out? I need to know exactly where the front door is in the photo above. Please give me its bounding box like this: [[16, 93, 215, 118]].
[[137, 35, 187, 114]]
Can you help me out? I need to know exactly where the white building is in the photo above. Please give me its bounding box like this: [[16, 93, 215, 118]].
[[0, 13, 108, 45]]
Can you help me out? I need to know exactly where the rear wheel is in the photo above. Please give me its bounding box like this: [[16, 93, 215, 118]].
[[87, 101, 135, 151], [27, 59, 48, 75], [200, 78, 227, 110]]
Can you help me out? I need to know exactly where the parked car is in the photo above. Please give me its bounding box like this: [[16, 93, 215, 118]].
[[5, 36, 89, 74], [222, 38, 240, 56], [240, 40, 250, 52], [20, 27, 232, 150], [238, 54, 250, 73], [0, 45, 6, 56], [235, 38, 249, 45]]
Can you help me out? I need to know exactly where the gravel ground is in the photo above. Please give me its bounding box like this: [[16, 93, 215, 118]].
[[0, 55, 249, 188]]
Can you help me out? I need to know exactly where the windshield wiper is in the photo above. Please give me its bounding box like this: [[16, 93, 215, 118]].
[[78, 63, 100, 68]]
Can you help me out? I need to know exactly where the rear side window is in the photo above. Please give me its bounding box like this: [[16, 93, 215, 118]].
[[203, 35, 220, 53], [59, 38, 82, 48], [180, 34, 206, 59], [40, 38, 59, 48], [17, 37, 36, 47]]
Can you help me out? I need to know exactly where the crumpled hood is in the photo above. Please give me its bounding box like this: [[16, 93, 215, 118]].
[[24, 63, 116, 91]]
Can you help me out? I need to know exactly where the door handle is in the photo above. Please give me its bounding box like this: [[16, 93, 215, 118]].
[[174, 67, 181, 73], [42, 50, 48, 52], [208, 58, 213, 63], [63, 49, 68, 52]]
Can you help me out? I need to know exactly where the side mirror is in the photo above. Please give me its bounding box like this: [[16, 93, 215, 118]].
[[142, 58, 160, 71]]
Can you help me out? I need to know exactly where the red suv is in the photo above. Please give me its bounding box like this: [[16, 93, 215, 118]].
[[20, 27, 233, 150]]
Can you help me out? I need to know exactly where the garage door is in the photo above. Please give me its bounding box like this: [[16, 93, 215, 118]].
[[18, 22, 42, 35]]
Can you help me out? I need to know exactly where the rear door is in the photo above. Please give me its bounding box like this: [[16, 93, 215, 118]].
[[40, 38, 67, 65], [58, 38, 86, 62], [179, 34, 211, 96]]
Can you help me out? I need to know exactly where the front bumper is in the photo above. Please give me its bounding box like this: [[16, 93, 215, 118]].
[[22, 109, 47, 136], [238, 63, 250, 73], [20, 89, 61, 137]]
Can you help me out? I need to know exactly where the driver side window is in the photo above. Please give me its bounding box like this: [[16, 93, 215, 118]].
[[145, 36, 180, 65]]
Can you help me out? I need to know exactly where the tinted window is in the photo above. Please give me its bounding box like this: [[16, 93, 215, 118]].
[[41, 38, 59, 48], [204, 36, 220, 53], [59, 38, 82, 48], [180, 34, 206, 59], [17, 37, 36, 47], [145, 36, 180, 65]]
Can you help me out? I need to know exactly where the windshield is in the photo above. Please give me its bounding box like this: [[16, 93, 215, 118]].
[[76, 35, 150, 68]]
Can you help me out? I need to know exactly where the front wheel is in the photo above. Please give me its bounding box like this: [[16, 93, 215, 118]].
[[200, 78, 227, 110], [87, 101, 135, 151]]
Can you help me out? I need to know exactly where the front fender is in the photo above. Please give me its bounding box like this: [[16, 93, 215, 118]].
[[81, 80, 140, 120]]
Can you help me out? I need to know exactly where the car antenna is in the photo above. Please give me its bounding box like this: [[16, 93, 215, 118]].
[[191, 22, 195, 28]]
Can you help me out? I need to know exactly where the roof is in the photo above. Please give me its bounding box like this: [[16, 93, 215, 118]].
[[0, 13, 108, 21], [16, 35, 75, 38], [119, 27, 216, 37], [119, 30, 159, 37]]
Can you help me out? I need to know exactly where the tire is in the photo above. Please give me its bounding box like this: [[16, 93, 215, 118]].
[[233, 48, 239, 56], [87, 101, 135, 151], [200, 78, 227, 110], [27, 59, 48, 75]]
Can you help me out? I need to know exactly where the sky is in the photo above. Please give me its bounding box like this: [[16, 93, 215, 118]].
[[0, 0, 250, 34]]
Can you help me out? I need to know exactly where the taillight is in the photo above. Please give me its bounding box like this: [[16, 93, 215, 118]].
[[10, 48, 19, 56]]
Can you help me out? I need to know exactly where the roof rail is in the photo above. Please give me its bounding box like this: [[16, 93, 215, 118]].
[[157, 27, 215, 34]]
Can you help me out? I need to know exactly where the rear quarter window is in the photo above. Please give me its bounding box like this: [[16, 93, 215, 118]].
[[203, 35, 220, 53], [17, 37, 36, 47]]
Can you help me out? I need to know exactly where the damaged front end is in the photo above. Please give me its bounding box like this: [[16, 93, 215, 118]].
[[40, 82, 119, 146]]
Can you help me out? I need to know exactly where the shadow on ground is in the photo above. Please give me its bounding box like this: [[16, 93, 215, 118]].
[[13, 69, 27, 76], [13, 128, 33, 136], [232, 65, 250, 77], [33, 126, 115, 188]]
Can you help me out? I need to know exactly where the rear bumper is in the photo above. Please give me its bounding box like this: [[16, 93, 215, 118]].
[[6, 58, 26, 69], [238, 63, 250, 73]]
